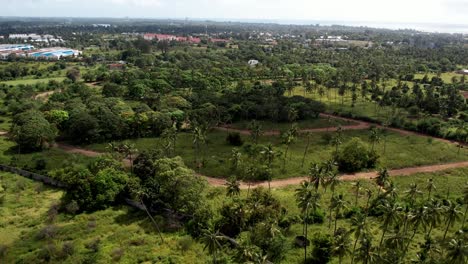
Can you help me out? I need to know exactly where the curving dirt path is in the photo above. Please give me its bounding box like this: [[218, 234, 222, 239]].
[[53, 143, 468, 189], [214, 114, 370, 136]]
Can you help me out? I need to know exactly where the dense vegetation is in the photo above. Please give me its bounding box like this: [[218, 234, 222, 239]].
[[0, 18, 467, 263]]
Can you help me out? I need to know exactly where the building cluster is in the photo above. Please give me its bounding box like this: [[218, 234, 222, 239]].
[[0, 44, 81, 60], [143, 33, 229, 44], [8, 34, 63, 43]]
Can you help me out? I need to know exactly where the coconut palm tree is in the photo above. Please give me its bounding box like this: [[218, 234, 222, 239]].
[[443, 200, 463, 239], [301, 132, 312, 168], [384, 231, 409, 261], [201, 228, 224, 264], [355, 234, 379, 264], [461, 183, 468, 229], [425, 199, 443, 237], [350, 213, 369, 264], [230, 148, 242, 172], [369, 127, 381, 151], [225, 177, 240, 197], [383, 181, 398, 202], [352, 180, 364, 207], [192, 125, 207, 170], [378, 201, 402, 251], [295, 180, 321, 263], [332, 229, 352, 264], [248, 120, 263, 145], [327, 171, 341, 199], [405, 183, 423, 207], [364, 189, 373, 216], [426, 178, 436, 201], [403, 204, 427, 260], [445, 237, 467, 264], [331, 194, 348, 233], [332, 126, 343, 153], [281, 129, 296, 172], [309, 163, 326, 192], [375, 168, 390, 196]]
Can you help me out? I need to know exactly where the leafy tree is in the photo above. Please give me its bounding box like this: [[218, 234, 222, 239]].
[[334, 138, 379, 173], [11, 110, 57, 152]]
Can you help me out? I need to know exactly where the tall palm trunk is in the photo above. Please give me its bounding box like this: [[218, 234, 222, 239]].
[[443, 217, 452, 239], [301, 135, 311, 168], [462, 205, 468, 229], [379, 225, 388, 251], [351, 234, 360, 264]]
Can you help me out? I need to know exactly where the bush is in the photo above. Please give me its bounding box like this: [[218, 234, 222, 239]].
[[334, 138, 379, 173], [226, 132, 244, 146], [61, 241, 75, 257], [85, 238, 101, 253], [37, 225, 58, 240], [310, 233, 333, 264], [177, 236, 194, 252], [305, 209, 325, 224], [111, 248, 124, 261]]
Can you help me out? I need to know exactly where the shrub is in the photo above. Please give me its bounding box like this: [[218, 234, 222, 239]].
[[177, 236, 194, 252], [61, 241, 75, 257], [111, 248, 124, 261], [0, 244, 7, 258], [305, 209, 325, 224], [65, 200, 80, 215], [310, 233, 333, 264], [85, 238, 101, 253], [334, 138, 379, 173], [37, 225, 58, 240], [38, 243, 58, 262], [226, 132, 244, 146]]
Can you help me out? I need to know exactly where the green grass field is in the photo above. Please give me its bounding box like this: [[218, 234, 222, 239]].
[[1, 167, 467, 263], [0, 172, 211, 264], [1, 77, 66, 86], [229, 117, 356, 131], [87, 129, 468, 180]]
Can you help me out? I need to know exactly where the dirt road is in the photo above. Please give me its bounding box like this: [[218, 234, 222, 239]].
[[54, 143, 468, 189]]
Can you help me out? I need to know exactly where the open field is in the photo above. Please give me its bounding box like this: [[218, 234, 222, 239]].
[[86, 129, 468, 180], [1, 77, 66, 86], [1, 166, 467, 263], [0, 172, 211, 264]]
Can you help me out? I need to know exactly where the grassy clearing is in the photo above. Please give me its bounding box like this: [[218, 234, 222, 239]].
[[1, 77, 66, 86], [229, 117, 356, 131], [87, 128, 468, 179], [0, 172, 211, 264], [414, 72, 462, 84]]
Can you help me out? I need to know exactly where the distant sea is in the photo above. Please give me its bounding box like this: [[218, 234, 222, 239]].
[[201, 18, 468, 34]]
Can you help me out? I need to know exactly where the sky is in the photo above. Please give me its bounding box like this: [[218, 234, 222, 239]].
[[1, 0, 468, 27]]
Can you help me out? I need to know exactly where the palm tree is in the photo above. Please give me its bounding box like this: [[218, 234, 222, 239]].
[[352, 180, 364, 207], [309, 163, 326, 192], [192, 125, 207, 170], [225, 177, 240, 197], [369, 127, 381, 151], [281, 129, 296, 172], [461, 183, 468, 229], [364, 189, 373, 216], [295, 180, 321, 263], [248, 120, 263, 145], [161, 125, 178, 156], [403, 204, 427, 260], [332, 229, 352, 264], [201, 228, 224, 264], [230, 148, 242, 172], [327, 171, 341, 199], [383, 181, 398, 202], [331, 194, 348, 233], [425, 199, 443, 237], [405, 183, 423, 207], [426, 178, 436, 201], [442, 200, 463, 239], [445, 238, 467, 264], [378, 201, 402, 251], [332, 126, 343, 153], [350, 213, 369, 264], [375, 168, 390, 196], [355, 234, 379, 264], [301, 132, 312, 168]]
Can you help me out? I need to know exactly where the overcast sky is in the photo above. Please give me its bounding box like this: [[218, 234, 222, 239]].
[[1, 0, 468, 26]]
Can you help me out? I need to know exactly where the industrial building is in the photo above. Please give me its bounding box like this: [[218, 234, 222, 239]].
[[0, 45, 81, 60]]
